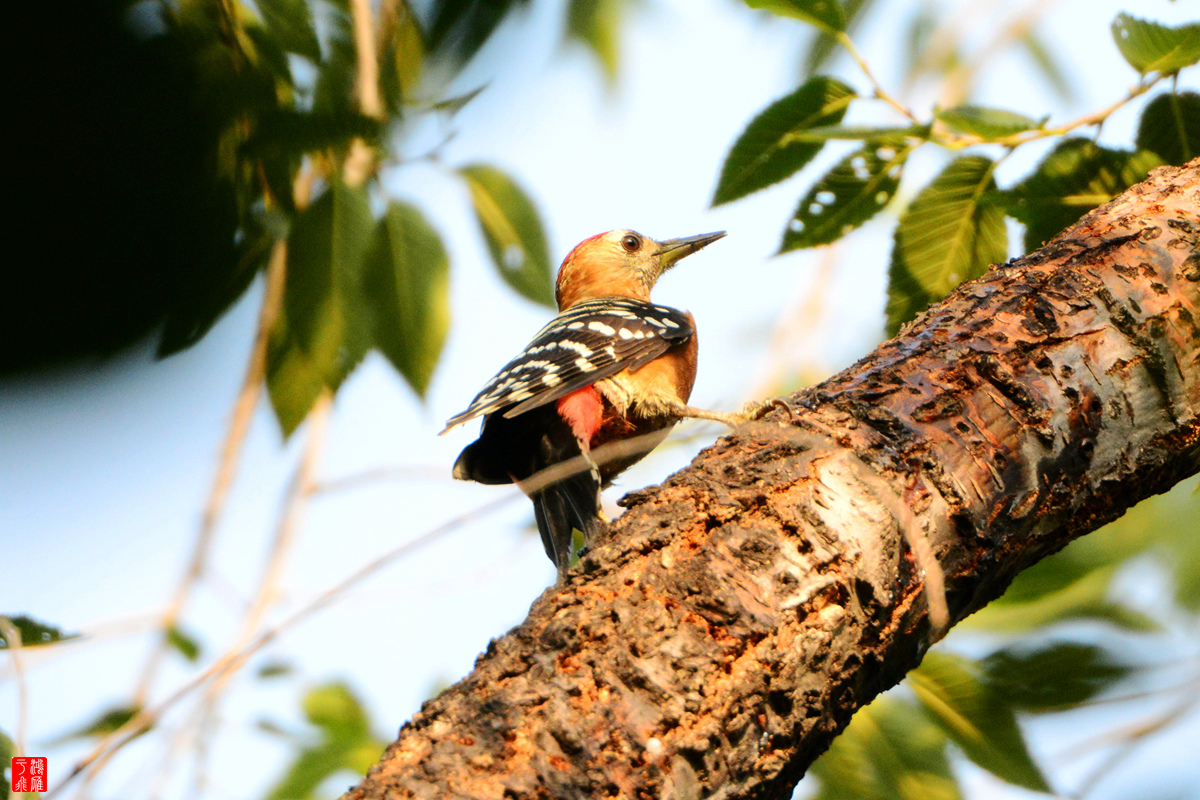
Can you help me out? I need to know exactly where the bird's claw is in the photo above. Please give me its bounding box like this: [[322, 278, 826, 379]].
[[740, 398, 793, 422]]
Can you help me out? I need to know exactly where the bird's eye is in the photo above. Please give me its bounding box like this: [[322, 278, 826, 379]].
[[621, 234, 641, 253]]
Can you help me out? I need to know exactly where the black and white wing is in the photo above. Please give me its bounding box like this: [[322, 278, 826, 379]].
[[441, 298, 693, 433]]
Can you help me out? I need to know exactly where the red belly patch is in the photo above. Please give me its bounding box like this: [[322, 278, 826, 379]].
[[556, 386, 604, 447]]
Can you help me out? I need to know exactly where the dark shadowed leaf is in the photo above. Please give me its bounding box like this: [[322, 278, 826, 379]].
[[165, 626, 202, 662], [885, 155, 1006, 334], [780, 143, 910, 251], [379, 0, 425, 112], [427, 0, 531, 64], [804, 0, 874, 75], [368, 202, 451, 397], [1137, 91, 1200, 166], [934, 105, 1046, 138], [313, 8, 356, 116], [745, 0, 846, 32], [244, 111, 385, 159], [712, 77, 856, 205], [983, 643, 1132, 713], [1111, 14, 1200, 75], [810, 696, 960, 800], [566, 0, 630, 84], [459, 165, 555, 307], [910, 652, 1050, 793], [1006, 138, 1163, 251], [256, 0, 322, 61], [0, 615, 79, 648]]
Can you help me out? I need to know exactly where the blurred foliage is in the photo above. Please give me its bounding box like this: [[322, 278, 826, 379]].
[[720, 3, 1198, 336], [715, 3, 1200, 799], [0, 729, 12, 796], [0, 615, 79, 649], [261, 682, 386, 800]]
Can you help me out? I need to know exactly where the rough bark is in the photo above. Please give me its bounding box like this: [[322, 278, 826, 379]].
[[346, 160, 1200, 800]]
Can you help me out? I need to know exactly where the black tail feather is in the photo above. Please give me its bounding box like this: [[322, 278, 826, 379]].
[[532, 469, 600, 577]]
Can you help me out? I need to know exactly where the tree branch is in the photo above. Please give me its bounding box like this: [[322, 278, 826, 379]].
[[345, 160, 1200, 800]]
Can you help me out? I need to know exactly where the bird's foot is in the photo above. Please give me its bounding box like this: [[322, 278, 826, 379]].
[[741, 397, 794, 422]]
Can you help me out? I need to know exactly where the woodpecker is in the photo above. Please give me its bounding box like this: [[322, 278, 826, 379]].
[[442, 229, 741, 578]]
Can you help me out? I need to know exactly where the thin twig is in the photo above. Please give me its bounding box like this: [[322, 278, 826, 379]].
[[47, 494, 518, 798], [313, 465, 453, 495], [837, 32, 920, 123]]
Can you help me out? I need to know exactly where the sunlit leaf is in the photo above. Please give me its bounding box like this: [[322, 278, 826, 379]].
[[934, 105, 1046, 138], [745, 0, 846, 33], [0, 614, 79, 648], [1006, 138, 1163, 251], [459, 164, 555, 307], [885, 155, 1006, 334], [811, 696, 960, 800], [256, 0, 322, 61], [983, 643, 1132, 713], [567, 0, 631, 84], [303, 683, 371, 740], [1137, 91, 1199, 166], [165, 625, 202, 662], [780, 143, 910, 251], [775, 122, 930, 144], [1111, 14, 1200, 75], [712, 77, 856, 205], [910, 652, 1051, 793], [266, 306, 330, 438], [367, 202, 451, 397], [380, 0, 425, 112]]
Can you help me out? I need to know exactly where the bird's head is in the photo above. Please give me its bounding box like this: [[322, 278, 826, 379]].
[[555, 229, 726, 310]]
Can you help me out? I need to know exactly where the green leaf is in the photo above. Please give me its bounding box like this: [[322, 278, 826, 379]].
[[804, 0, 874, 75], [885, 155, 1007, 334], [1007, 138, 1163, 251], [303, 683, 371, 741], [313, 9, 357, 116], [165, 625, 202, 662], [934, 105, 1046, 138], [267, 307, 330, 438], [909, 652, 1051, 793], [459, 165, 555, 307], [901, 2, 938, 84], [431, 84, 489, 115], [782, 123, 930, 144], [961, 564, 1158, 633], [257, 659, 295, 680], [712, 77, 856, 205], [780, 143, 910, 251], [53, 705, 141, 743], [245, 111, 385, 159], [379, 0, 425, 113], [745, 0, 847, 33], [256, 0, 322, 61], [0, 614, 79, 648], [1111, 14, 1200, 75], [983, 643, 1133, 713], [427, 0, 531, 64], [1137, 91, 1200, 166], [566, 0, 631, 84], [367, 202, 451, 397], [810, 696, 960, 800], [1, 728, 13, 795]]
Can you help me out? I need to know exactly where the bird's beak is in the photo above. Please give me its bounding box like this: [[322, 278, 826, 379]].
[[653, 231, 727, 270]]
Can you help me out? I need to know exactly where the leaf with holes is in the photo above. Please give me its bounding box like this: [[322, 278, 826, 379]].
[[1111, 14, 1200, 75], [934, 105, 1046, 138], [1006, 138, 1163, 251], [885, 155, 1007, 334], [745, 0, 846, 32], [712, 77, 856, 205], [780, 144, 910, 251], [810, 696, 960, 800], [0, 614, 79, 648], [367, 202, 451, 397], [909, 652, 1050, 793], [459, 164, 555, 307], [1137, 91, 1199, 166]]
